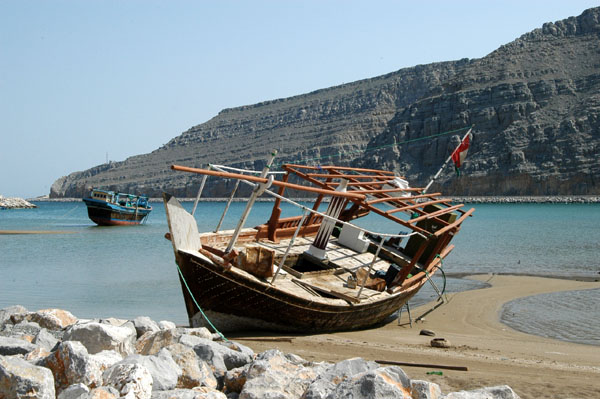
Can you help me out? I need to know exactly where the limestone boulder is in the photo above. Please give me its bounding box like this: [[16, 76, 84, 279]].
[[7, 320, 43, 339], [24, 347, 52, 362], [303, 357, 379, 399], [84, 386, 120, 398], [0, 355, 55, 399], [230, 349, 319, 398], [158, 320, 176, 330], [442, 385, 521, 399], [0, 336, 38, 356], [39, 341, 105, 393], [190, 338, 253, 376], [102, 362, 153, 399], [411, 380, 442, 399], [63, 321, 136, 356], [133, 316, 160, 338], [11, 308, 78, 331], [0, 305, 28, 328], [57, 382, 90, 399], [34, 328, 60, 352], [136, 328, 181, 355], [151, 387, 227, 399], [166, 343, 218, 389], [324, 366, 412, 399], [177, 327, 213, 341], [119, 348, 182, 391]]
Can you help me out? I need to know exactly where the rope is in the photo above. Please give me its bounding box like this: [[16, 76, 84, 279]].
[[274, 125, 473, 168], [175, 262, 228, 341], [433, 254, 447, 301]]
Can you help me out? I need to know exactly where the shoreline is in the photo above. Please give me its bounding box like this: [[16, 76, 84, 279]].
[[232, 274, 600, 399], [26, 195, 600, 204]]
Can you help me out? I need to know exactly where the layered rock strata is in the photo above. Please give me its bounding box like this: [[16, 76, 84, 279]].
[[50, 7, 600, 198]]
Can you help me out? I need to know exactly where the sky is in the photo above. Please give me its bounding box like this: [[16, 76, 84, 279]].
[[1, 1, 598, 198]]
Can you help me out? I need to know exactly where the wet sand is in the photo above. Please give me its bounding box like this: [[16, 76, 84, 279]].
[[235, 275, 600, 399]]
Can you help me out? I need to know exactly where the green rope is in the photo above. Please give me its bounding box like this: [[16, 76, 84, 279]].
[[175, 262, 228, 341], [433, 254, 447, 300], [274, 125, 473, 168]]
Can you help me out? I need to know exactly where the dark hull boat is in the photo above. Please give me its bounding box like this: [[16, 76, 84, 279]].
[[164, 158, 474, 333], [83, 189, 152, 226]]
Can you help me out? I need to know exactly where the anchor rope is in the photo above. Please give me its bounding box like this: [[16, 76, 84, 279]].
[[175, 262, 228, 341], [432, 254, 448, 300]]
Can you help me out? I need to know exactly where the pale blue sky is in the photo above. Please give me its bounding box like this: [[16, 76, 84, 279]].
[[1, 1, 598, 198]]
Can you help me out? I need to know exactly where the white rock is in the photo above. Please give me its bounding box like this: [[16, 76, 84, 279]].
[[57, 382, 90, 399], [136, 328, 181, 355], [103, 362, 153, 399], [34, 328, 60, 351], [13, 308, 79, 330], [0, 355, 56, 399], [412, 379, 442, 399], [325, 366, 412, 399], [158, 320, 177, 330], [190, 338, 253, 376], [233, 349, 318, 399], [133, 316, 160, 338], [166, 343, 218, 389], [151, 387, 227, 399], [40, 341, 104, 393], [303, 357, 379, 399], [119, 348, 182, 391], [0, 305, 28, 327], [177, 327, 213, 341], [0, 336, 39, 356], [64, 321, 136, 356], [442, 385, 521, 399]]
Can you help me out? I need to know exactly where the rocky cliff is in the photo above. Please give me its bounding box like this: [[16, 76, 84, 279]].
[[50, 7, 600, 198]]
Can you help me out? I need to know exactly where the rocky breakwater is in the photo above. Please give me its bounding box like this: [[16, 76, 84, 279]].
[[0, 305, 521, 399], [0, 195, 36, 209]]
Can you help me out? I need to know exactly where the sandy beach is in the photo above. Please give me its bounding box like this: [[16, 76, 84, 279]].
[[232, 275, 600, 399]]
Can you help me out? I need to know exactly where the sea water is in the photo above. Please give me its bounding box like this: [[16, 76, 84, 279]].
[[1, 201, 599, 344]]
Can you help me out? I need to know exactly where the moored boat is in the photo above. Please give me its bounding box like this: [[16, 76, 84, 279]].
[[83, 188, 152, 226], [164, 157, 474, 333]]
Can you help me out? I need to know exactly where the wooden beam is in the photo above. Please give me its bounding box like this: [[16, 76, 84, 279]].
[[375, 360, 468, 371], [406, 204, 463, 224], [306, 173, 399, 180], [283, 164, 396, 175], [433, 207, 475, 237], [367, 193, 442, 205], [171, 165, 365, 200], [385, 199, 448, 215]]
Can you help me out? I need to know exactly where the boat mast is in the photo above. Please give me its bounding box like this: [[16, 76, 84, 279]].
[[422, 127, 472, 194], [224, 151, 278, 254]]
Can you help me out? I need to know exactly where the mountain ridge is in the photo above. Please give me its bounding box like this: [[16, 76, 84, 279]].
[[50, 7, 600, 198]]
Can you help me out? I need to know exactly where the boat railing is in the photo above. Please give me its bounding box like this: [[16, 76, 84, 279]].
[[201, 164, 425, 295], [207, 164, 424, 242]]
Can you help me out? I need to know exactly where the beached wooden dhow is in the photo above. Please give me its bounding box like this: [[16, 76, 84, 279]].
[[164, 156, 474, 332]]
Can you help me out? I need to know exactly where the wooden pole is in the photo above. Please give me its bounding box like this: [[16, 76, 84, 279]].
[[225, 151, 277, 254], [171, 165, 365, 200], [422, 127, 473, 194], [375, 360, 468, 371]]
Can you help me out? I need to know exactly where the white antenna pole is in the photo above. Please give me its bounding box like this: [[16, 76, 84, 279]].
[[422, 127, 472, 194]]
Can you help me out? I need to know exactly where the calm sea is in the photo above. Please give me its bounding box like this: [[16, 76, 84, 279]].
[[1, 201, 599, 345]]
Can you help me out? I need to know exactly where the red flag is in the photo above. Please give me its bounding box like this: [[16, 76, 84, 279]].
[[451, 134, 470, 176]]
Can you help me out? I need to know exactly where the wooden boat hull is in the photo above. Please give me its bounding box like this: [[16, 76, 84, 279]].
[[175, 249, 428, 333], [83, 198, 151, 226]]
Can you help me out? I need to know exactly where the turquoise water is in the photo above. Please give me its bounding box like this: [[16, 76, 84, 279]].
[[1, 201, 599, 344]]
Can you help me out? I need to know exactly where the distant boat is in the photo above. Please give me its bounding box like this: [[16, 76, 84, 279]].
[[83, 189, 152, 226]]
